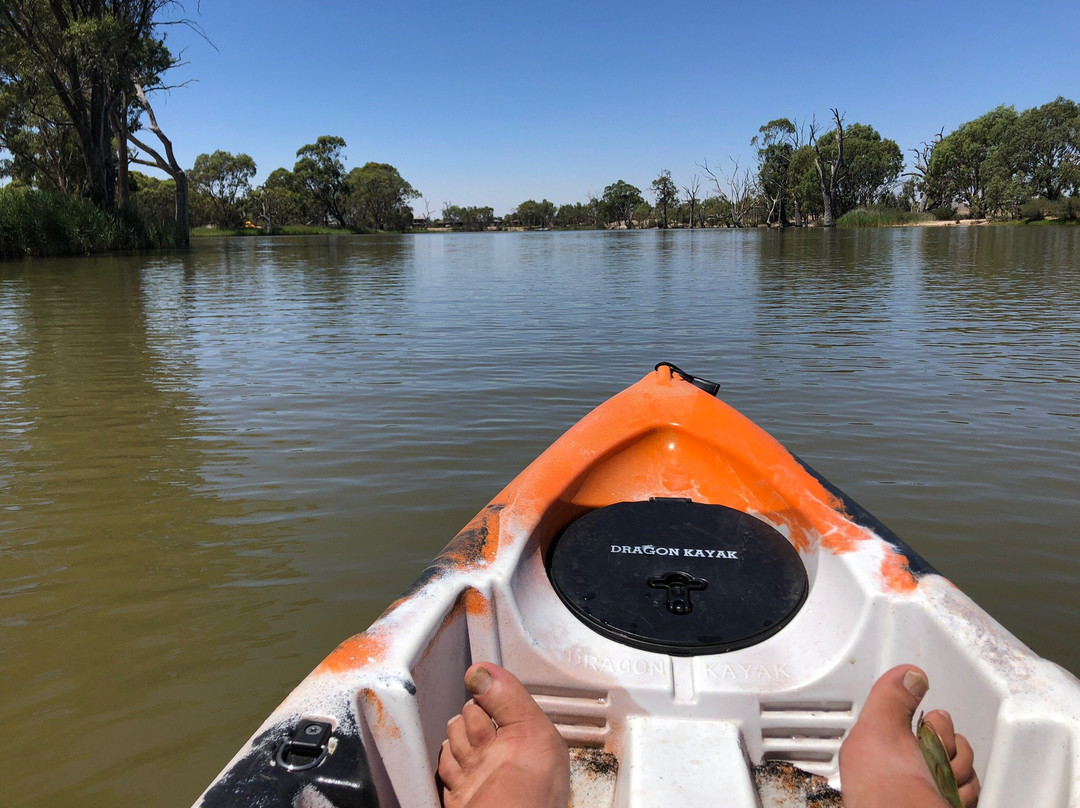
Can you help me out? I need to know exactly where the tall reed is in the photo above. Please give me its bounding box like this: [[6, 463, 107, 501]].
[[836, 207, 931, 228], [0, 188, 183, 259]]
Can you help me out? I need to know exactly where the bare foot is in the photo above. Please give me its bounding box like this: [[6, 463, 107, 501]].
[[839, 665, 980, 808], [438, 663, 570, 808]]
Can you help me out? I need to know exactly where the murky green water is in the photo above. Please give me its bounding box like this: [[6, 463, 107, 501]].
[[2, 227, 1078, 807]]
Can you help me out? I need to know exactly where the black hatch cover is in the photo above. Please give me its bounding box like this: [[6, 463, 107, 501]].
[[547, 499, 808, 655]]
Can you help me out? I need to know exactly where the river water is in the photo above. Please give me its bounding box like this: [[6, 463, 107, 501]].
[[2, 227, 1078, 806]]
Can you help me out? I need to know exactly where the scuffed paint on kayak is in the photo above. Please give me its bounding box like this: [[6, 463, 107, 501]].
[[316, 630, 390, 676], [879, 548, 920, 593]]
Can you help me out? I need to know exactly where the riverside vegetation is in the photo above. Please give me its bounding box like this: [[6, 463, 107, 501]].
[[2, 4, 1078, 258], [119, 98, 1080, 238], [0, 188, 186, 260]]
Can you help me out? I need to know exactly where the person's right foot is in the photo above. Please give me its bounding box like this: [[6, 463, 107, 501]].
[[438, 663, 570, 808], [839, 665, 979, 808]]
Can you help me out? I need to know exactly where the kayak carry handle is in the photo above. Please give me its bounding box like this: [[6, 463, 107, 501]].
[[654, 362, 721, 396]]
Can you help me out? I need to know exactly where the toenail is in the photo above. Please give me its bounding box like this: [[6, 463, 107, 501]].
[[447, 714, 461, 728], [902, 669, 929, 700], [466, 666, 493, 696]]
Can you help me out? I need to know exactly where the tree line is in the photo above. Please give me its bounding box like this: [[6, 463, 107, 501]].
[[0, 1, 425, 248], [169, 99, 1077, 232], [131, 136, 420, 233], [2, 2, 1077, 257], [496, 98, 1078, 231]]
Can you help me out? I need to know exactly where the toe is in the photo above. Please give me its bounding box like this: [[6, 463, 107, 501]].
[[446, 713, 472, 762], [859, 665, 929, 737], [437, 738, 462, 789], [462, 699, 497, 748], [959, 772, 980, 808], [464, 663, 548, 730], [952, 733, 977, 787], [923, 709, 957, 758]]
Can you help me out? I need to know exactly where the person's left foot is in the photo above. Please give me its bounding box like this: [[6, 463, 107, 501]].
[[438, 663, 570, 808]]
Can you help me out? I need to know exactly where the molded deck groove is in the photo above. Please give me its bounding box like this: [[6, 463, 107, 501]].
[[557, 724, 610, 747], [527, 685, 610, 702], [761, 726, 847, 739], [758, 701, 853, 774], [532, 694, 609, 724], [531, 691, 611, 747], [759, 701, 853, 715]]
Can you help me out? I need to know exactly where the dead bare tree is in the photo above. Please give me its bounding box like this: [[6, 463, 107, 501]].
[[904, 127, 945, 212], [682, 175, 702, 228], [809, 108, 845, 227], [127, 83, 189, 242], [699, 157, 757, 227]]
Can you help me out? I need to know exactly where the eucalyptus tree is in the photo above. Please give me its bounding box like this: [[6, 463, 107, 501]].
[[0, 0, 184, 211], [125, 81, 188, 236], [632, 201, 654, 228], [190, 150, 256, 227], [129, 170, 175, 222], [347, 162, 420, 230], [294, 136, 350, 228], [809, 109, 845, 226], [514, 198, 556, 229], [837, 123, 903, 208], [787, 145, 822, 225], [650, 169, 678, 228], [925, 106, 1018, 218], [250, 168, 307, 232], [601, 180, 643, 228], [555, 203, 581, 228], [807, 112, 902, 221], [997, 97, 1080, 202], [554, 201, 600, 229], [0, 63, 85, 194], [442, 204, 494, 231], [752, 119, 799, 226]]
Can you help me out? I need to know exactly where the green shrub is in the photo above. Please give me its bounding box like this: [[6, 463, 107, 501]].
[[1019, 199, 1046, 221], [1040, 197, 1079, 221], [930, 207, 957, 221]]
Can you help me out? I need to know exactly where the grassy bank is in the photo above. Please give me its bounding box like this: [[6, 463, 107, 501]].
[[836, 207, 935, 228], [0, 188, 184, 260], [1002, 217, 1080, 226]]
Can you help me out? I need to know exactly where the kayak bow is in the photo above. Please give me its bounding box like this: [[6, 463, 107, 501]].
[[194, 365, 1080, 808]]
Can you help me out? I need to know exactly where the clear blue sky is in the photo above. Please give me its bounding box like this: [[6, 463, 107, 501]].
[[148, 1, 1077, 216]]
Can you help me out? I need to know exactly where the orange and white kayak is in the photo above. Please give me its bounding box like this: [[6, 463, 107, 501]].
[[194, 364, 1080, 808]]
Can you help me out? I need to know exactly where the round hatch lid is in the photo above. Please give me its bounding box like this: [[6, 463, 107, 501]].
[[547, 499, 808, 655]]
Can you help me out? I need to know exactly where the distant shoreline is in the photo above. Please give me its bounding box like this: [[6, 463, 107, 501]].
[[185, 217, 1078, 239]]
